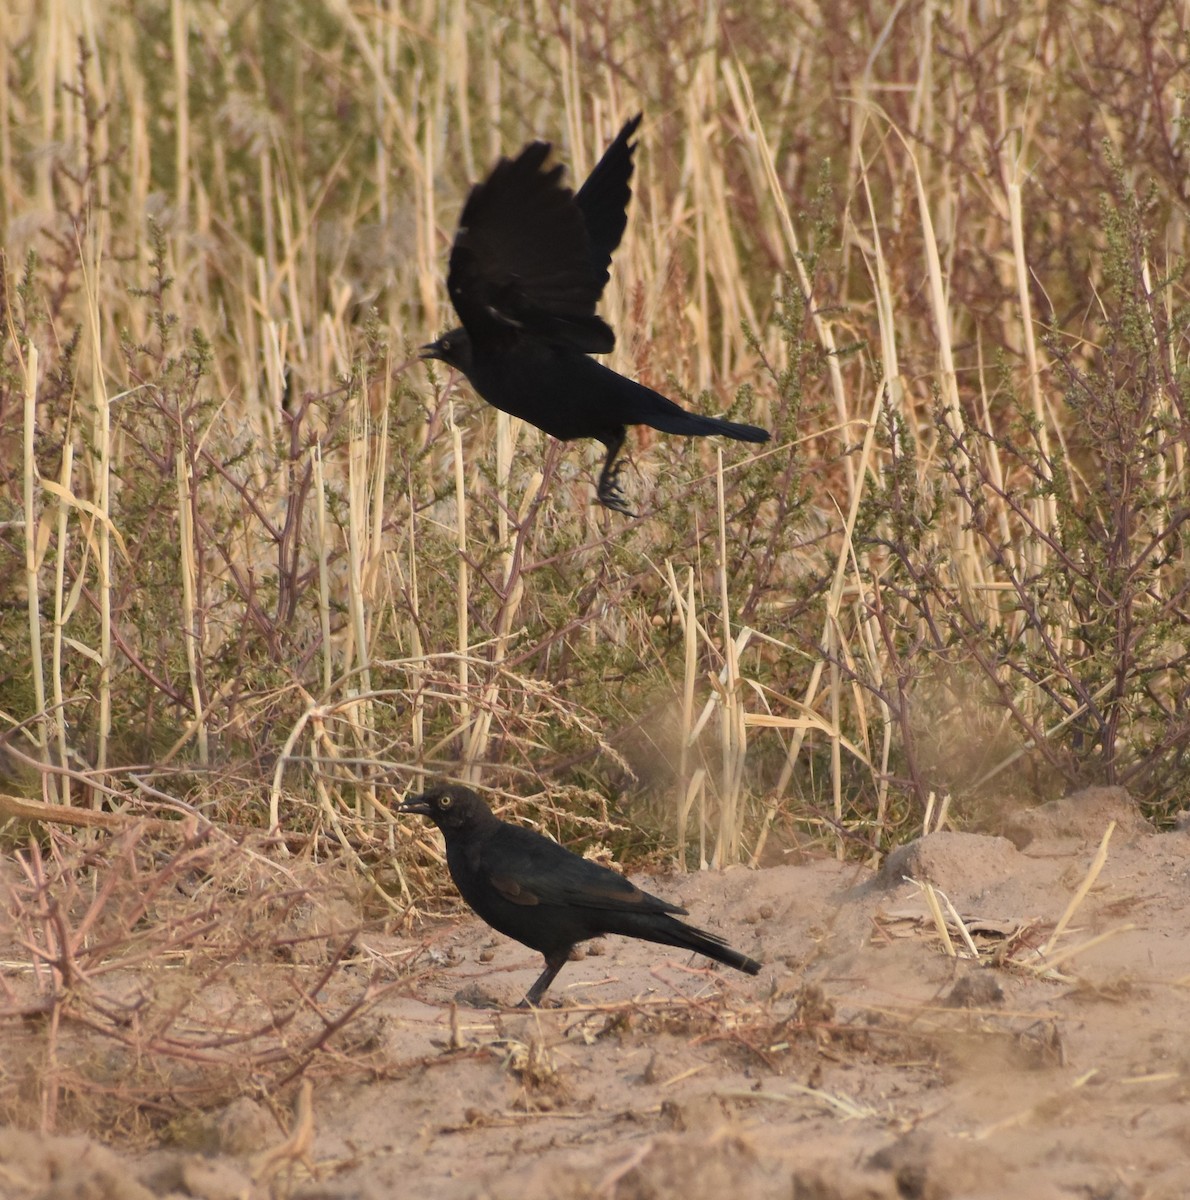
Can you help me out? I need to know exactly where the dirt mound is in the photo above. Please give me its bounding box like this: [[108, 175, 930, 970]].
[[997, 784, 1154, 848], [0, 1128, 157, 1200]]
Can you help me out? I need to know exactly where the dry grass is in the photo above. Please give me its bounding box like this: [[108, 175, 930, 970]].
[[2, 3, 1190, 1126]]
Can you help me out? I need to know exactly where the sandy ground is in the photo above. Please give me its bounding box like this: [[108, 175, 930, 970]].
[[4, 785, 1188, 1199]]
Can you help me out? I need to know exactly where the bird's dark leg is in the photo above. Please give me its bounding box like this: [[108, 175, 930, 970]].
[[596, 429, 634, 516], [518, 948, 572, 1008]]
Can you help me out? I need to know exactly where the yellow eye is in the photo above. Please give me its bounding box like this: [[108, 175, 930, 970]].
[[439, 794, 453, 808]]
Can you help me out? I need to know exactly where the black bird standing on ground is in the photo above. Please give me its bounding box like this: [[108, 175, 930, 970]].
[[421, 114, 770, 514], [399, 783, 762, 1007]]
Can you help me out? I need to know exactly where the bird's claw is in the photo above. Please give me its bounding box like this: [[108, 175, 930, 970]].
[[597, 463, 635, 517]]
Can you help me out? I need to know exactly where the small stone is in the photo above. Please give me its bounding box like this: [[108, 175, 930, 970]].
[[943, 972, 1005, 1008]]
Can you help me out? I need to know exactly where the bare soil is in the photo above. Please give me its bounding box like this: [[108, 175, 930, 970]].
[[4, 786, 1187, 1199]]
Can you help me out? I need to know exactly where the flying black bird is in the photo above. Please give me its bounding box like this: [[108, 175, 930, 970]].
[[399, 783, 762, 1007], [421, 114, 770, 514]]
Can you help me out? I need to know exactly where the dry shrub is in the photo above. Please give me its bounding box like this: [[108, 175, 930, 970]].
[[0, 817, 393, 1138]]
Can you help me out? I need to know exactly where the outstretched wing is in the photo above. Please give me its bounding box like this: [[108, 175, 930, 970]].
[[574, 113, 642, 294], [447, 141, 613, 353]]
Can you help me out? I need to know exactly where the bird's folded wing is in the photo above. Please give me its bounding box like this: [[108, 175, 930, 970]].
[[485, 834, 687, 915], [488, 872, 540, 906], [448, 141, 614, 353]]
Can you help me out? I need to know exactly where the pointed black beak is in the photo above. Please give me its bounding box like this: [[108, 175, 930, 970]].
[[397, 792, 433, 816]]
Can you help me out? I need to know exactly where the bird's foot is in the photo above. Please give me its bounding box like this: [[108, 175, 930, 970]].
[[596, 464, 635, 517]]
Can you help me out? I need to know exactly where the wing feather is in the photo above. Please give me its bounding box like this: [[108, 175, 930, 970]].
[[447, 141, 613, 352], [482, 825, 688, 917], [574, 114, 642, 293]]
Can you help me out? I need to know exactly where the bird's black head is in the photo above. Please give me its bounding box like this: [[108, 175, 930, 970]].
[[398, 782, 491, 834], [419, 328, 473, 375]]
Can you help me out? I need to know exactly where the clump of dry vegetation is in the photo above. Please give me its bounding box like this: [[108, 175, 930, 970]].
[[2, 0, 1190, 1132], [0, 815, 390, 1137]]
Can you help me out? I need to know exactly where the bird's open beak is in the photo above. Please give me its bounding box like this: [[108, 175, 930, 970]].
[[418, 340, 441, 361], [397, 793, 433, 815]]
